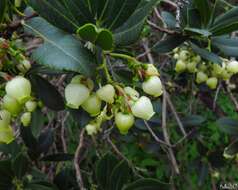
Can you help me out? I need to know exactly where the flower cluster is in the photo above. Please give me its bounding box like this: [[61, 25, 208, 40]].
[[173, 47, 238, 89], [64, 64, 163, 135], [0, 76, 37, 143]]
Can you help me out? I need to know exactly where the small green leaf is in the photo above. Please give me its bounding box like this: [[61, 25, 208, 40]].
[[184, 28, 212, 37], [77, 23, 98, 42], [96, 29, 114, 50], [0, 0, 7, 23], [37, 129, 54, 154], [161, 11, 176, 29], [181, 115, 206, 127]]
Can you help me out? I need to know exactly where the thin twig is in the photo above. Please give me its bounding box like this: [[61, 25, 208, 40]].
[[74, 129, 86, 190], [226, 85, 238, 112], [166, 92, 187, 136], [61, 112, 69, 153], [147, 20, 176, 35], [107, 135, 143, 178], [161, 90, 180, 174], [213, 83, 221, 111], [144, 120, 171, 147]]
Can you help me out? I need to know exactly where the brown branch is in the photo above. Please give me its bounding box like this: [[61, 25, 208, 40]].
[[147, 20, 177, 35], [74, 129, 86, 190], [161, 90, 180, 174]]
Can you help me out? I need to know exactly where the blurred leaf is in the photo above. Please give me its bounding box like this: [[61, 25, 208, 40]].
[[153, 35, 187, 54], [212, 36, 238, 57], [13, 153, 29, 179], [190, 42, 222, 64], [0, 160, 14, 189], [0, 0, 7, 23], [31, 109, 46, 138], [109, 160, 130, 190], [26, 181, 58, 190], [181, 115, 206, 127], [217, 117, 238, 135], [30, 74, 65, 111], [141, 158, 159, 167], [0, 140, 21, 157], [69, 108, 92, 127], [194, 0, 211, 26], [20, 125, 38, 150], [184, 28, 211, 37], [96, 153, 118, 189], [24, 16, 96, 76], [124, 178, 169, 190], [224, 139, 238, 157], [37, 129, 54, 154], [54, 169, 77, 190], [41, 153, 74, 162], [161, 11, 176, 29]]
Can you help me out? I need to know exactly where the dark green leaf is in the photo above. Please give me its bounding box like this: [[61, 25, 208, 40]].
[[212, 36, 238, 57], [13, 153, 29, 179], [124, 178, 169, 190], [30, 74, 65, 111], [41, 153, 74, 162], [77, 23, 98, 42], [109, 161, 130, 190], [217, 117, 238, 136], [26, 181, 58, 190], [0, 0, 7, 23], [0, 160, 14, 189], [114, 0, 158, 46], [0, 140, 21, 157], [69, 108, 91, 127], [190, 42, 222, 64], [184, 28, 212, 37], [153, 35, 187, 54], [211, 22, 238, 36], [96, 153, 118, 189], [181, 115, 206, 127], [31, 109, 46, 138], [161, 11, 176, 29], [24, 17, 96, 76], [20, 126, 38, 150], [37, 129, 54, 154], [96, 29, 114, 50], [193, 0, 211, 26]]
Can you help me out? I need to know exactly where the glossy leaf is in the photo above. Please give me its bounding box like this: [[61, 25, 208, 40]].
[[161, 11, 176, 29], [24, 17, 96, 76], [194, 0, 211, 26]]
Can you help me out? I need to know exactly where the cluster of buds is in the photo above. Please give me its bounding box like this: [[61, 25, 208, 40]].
[[0, 38, 31, 73], [173, 47, 238, 89], [0, 76, 37, 144], [64, 64, 163, 135]]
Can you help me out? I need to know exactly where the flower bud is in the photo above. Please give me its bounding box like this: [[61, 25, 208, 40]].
[[25, 100, 37, 112], [173, 53, 179, 59], [131, 96, 155, 120], [17, 60, 31, 73], [71, 75, 84, 84], [227, 60, 238, 74], [187, 61, 197, 73], [85, 124, 98, 135], [124, 87, 139, 99], [71, 75, 94, 91], [65, 83, 90, 109], [5, 76, 31, 103], [21, 112, 31, 127], [115, 112, 135, 135], [0, 125, 14, 144], [96, 84, 115, 104], [196, 71, 208, 84], [179, 50, 189, 61], [193, 55, 201, 63], [206, 77, 218, 89], [175, 60, 186, 73], [142, 76, 163, 97], [2, 95, 21, 116], [82, 93, 102, 116], [145, 64, 159, 76]]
